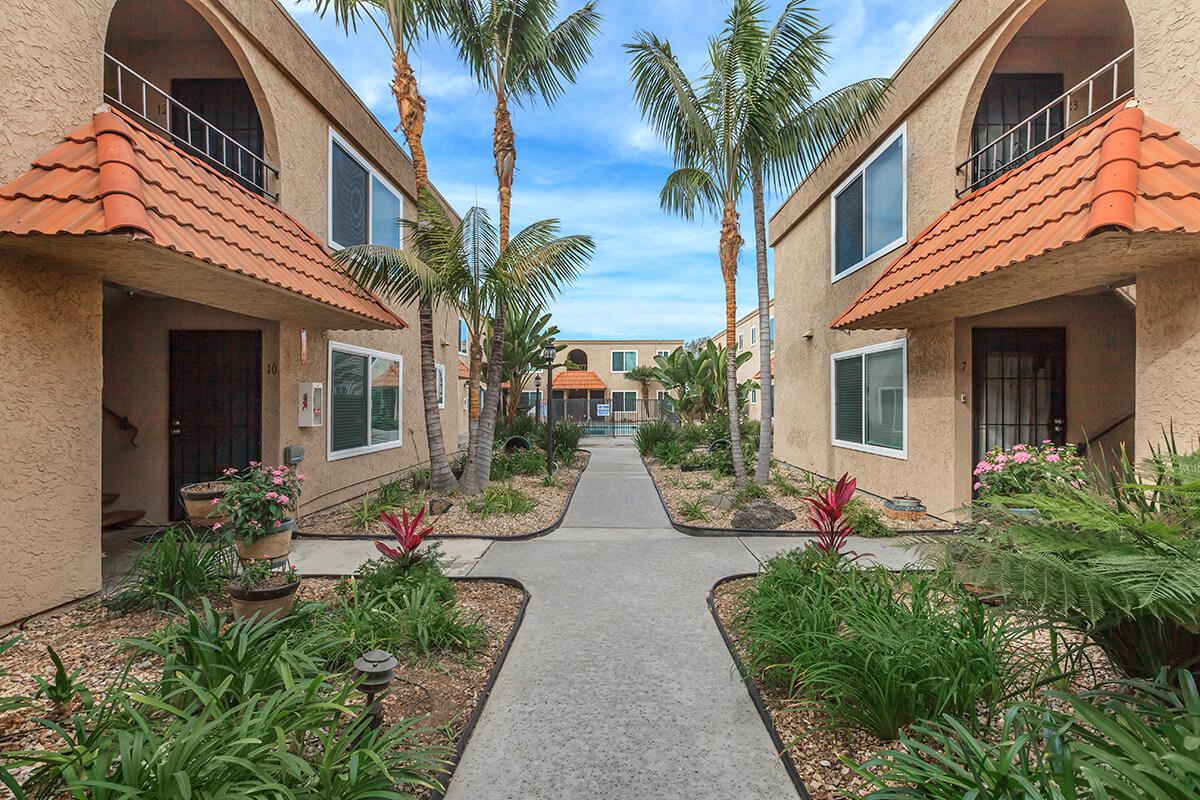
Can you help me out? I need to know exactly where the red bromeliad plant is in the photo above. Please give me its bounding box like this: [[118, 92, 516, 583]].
[[804, 473, 857, 555], [375, 503, 436, 567]]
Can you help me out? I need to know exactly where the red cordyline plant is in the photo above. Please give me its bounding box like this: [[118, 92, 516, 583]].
[[805, 473, 857, 555], [375, 503, 435, 567]]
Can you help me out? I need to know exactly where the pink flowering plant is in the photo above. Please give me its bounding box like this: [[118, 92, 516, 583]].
[[973, 441, 1087, 498], [215, 463, 304, 543], [375, 501, 436, 568]]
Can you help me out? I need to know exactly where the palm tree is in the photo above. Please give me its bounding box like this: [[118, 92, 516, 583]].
[[313, 0, 458, 490], [625, 365, 659, 415], [440, 0, 601, 492], [492, 303, 561, 425], [737, 0, 890, 483], [627, 4, 761, 484]]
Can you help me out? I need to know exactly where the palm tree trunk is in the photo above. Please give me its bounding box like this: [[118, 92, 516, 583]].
[[751, 165, 773, 484], [720, 200, 748, 487], [419, 302, 456, 491], [468, 89, 517, 492], [466, 338, 483, 479], [468, 296, 507, 492], [390, 38, 455, 491]]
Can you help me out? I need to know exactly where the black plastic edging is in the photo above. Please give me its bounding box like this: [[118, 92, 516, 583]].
[[296, 450, 591, 542], [708, 573, 812, 800], [643, 455, 961, 539], [301, 574, 529, 799]]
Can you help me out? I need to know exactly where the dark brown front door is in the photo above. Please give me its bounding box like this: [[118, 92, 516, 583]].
[[972, 328, 1066, 470], [169, 330, 262, 520], [170, 78, 265, 191]]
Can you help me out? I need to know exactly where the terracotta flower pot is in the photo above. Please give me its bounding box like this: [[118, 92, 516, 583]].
[[179, 481, 230, 529], [229, 577, 300, 622], [234, 519, 295, 562]]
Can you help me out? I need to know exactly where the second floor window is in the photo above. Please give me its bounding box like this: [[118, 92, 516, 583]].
[[611, 351, 637, 372], [833, 126, 906, 280], [329, 133, 403, 250]]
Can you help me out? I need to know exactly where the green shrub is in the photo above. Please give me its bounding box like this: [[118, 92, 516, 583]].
[[375, 478, 412, 508], [678, 499, 710, 522], [496, 414, 537, 443], [652, 439, 687, 466], [105, 528, 236, 613], [737, 550, 1040, 740], [734, 481, 770, 507], [938, 440, 1200, 678], [408, 465, 432, 493], [465, 484, 536, 518], [634, 419, 676, 455], [857, 670, 1200, 800], [844, 498, 892, 538], [490, 447, 546, 480], [349, 493, 397, 530], [393, 584, 486, 657], [351, 552, 453, 604], [677, 422, 708, 450]]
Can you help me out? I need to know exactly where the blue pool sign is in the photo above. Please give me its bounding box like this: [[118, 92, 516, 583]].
[[596, 404, 611, 417]]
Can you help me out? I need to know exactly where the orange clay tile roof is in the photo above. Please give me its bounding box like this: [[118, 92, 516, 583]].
[[0, 109, 404, 328], [552, 369, 606, 390], [753, 357, 774, 381], [833, 105, 1200, 329], [458, 360, 471, 380]]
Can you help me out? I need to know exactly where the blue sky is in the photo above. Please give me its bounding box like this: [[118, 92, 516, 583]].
[[288, 0, 949, 340]]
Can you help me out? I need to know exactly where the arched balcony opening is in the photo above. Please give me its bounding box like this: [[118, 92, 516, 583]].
[[104, 0, 279, 198], [958, 0, 1134, 195]]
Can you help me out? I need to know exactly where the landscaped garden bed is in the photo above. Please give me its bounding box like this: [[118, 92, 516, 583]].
[[300, 450, 589, 538], [646, 459, 952, 534], [0, 526, 525, 797], [710, 437, 1200, 799]]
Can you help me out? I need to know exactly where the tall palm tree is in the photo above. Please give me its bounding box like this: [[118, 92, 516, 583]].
[[313, 0, 458, 490], [737, 0, 890, 483], [440, 0, 601, 492], [627, 3, 762, 485]]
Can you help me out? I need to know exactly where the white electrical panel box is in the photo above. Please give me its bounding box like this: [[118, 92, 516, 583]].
[[298, 382, 323, 427]]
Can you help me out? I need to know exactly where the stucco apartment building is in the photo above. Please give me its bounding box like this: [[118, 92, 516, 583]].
[[723, 300, 775, 421], [770, 0, 1200, 517], [0, 0, 466, 624], [551, 339, 683, 417]]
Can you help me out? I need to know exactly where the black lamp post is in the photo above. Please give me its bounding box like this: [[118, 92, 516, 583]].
[[353, 648, 397, 731], [534, 373, 542, 424], [543, 339, 556, 476]]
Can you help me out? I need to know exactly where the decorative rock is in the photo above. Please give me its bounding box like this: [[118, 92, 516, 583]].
[[702, 492, 736, 512], [429, 497, 454, 516], [731, 500, 797, 530]]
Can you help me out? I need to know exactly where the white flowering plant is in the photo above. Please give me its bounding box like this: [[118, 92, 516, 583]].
[[973, 441, 1088, 498]]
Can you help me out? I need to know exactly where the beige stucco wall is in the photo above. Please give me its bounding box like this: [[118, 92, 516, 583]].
[[1135, 263, 1200, 450], [0, 254, 103, 624], [769, 0, 1179, 513], [554, 340, 683, 400], [730, 302, 774, 421]]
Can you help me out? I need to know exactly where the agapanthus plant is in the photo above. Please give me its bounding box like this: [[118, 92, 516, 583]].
[[973, 441, 1087, 497], [804, 473, 857, 555], [215, 463, 304, 544], [375, 502, 435, 567]]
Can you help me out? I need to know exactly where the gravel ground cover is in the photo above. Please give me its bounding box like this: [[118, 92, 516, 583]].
[[301, 452, 590, 538], [0, 578, 523, 782], [712, 575, 1117, 800], [648, 459, 954, 533]]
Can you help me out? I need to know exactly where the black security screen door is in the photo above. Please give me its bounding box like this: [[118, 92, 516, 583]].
[[170, 78, 265, 190], [169, 330, 262, 520], [972, 328, 1066, 471], [971, 73, 1064, 184]]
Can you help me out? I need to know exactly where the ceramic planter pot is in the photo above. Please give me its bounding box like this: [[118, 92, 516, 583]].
[[179, 481, 230, 529], [229, 577, 300, 622], [234, 518, 295, 562]]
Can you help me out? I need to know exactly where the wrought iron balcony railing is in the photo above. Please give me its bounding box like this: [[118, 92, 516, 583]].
[[957, 48, 1134, 196], [102, 53, 279, 200]]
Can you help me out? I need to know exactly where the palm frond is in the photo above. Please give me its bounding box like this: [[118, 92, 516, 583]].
[[659, 166, 721, 221]]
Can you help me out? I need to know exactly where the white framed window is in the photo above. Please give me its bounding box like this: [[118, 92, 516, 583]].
[[750, 388, 758, 404], [831, 124, 907, 282], [769, 318, 775, 350], [328, 342, 403, 460], [328, 130, 404, 250], [611, 390, 637, 412], [436, 363, 446, 409], [737, 333, 744, 350], [462, 382, 469, 411], [458, 318, 468, 356], [611, 350, 637, 373], [519, 390, 538, 409], [751, 326, 757, 345], [656, 349, 671, 359], [830, 338, 907, 459]]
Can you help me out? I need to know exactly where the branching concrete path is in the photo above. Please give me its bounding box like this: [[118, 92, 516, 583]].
[[445, 443, 798, 800]]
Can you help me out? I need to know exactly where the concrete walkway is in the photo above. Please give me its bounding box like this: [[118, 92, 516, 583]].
[[444, 444, 797, 800]]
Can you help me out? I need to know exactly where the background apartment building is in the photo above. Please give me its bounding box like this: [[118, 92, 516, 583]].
[[770, 0, 1200, 517]]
